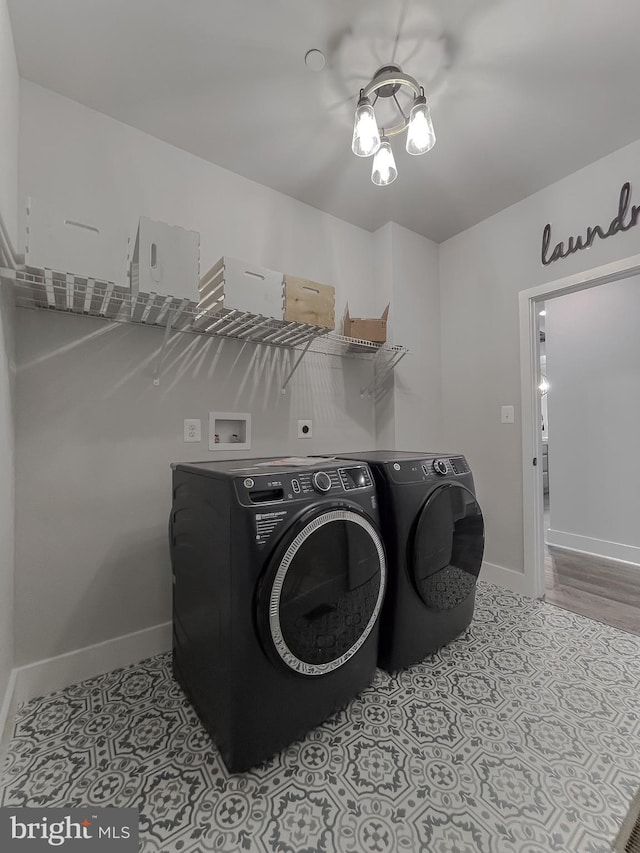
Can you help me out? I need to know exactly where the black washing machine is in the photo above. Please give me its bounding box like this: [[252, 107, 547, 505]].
[[336, 451, 484, 671], [169, 457, 386, 772]]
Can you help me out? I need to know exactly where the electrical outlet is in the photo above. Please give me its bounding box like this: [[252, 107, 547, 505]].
[[298, 419, 313, 439], [184, 418, 201, 442]]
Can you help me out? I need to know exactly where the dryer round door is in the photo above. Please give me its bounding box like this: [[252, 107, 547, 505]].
[[411, 483, 484, 612], [259, 508, 386, 676]]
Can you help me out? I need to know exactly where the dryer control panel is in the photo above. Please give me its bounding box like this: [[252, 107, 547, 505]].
[[387, 456, 470, 484]]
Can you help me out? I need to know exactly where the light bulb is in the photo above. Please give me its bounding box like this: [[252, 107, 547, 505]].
[[406, 95, 436, 155], [352, 96, 381, 157], [371, 136, 397, 186], [539, 377, 550, 392]]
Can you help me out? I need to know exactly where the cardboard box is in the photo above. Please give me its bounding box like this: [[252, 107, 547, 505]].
[[343, 304, 389, 344], [284, 275, 335, 329], [129, 217, 200, 300], [198, 256, 284, 318]]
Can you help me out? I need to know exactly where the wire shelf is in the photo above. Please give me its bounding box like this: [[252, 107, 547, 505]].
[[2, 265, 408, 361]]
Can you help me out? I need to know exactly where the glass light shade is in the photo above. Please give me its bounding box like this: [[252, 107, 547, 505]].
[[406, 95, 436, 155], [539, 377, 550, 393], [371, 137, 397, 186], [352, 97, 381, 157]]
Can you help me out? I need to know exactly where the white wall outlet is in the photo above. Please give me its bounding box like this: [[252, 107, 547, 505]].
[[183, 418, 201, 442], [501, 405, 515, 424], [298, 419, 313, 439]]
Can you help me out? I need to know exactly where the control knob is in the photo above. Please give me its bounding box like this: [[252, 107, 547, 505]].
[[433, 459, 448, 476], [312, 471, 332, 493]]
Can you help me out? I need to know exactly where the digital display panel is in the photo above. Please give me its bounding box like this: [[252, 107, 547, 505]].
[[342, 467, 368, 488]]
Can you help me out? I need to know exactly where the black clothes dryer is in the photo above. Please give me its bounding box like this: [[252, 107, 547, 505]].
[[336, 451, 484, 672], [169, 457, 386, 772]]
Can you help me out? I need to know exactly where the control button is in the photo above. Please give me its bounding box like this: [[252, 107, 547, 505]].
[[291, 479, 301, 494], [393, 463, 401, 471], [421, 464, 429, 476], [433, 459, 448, 476], [312, 471, 332, 493], [243, 477, 255, 489]]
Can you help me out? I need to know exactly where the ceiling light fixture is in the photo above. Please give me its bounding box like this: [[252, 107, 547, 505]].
[[351, 64, 436, 186]]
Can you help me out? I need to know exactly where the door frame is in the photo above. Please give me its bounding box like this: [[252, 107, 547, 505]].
[[519, 252, 640, 599]]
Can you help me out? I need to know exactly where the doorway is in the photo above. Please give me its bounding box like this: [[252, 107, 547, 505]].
[[519, 253, 640, 633]]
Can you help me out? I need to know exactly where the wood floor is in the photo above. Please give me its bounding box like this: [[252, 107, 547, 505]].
[[544, 544, 640, 636]]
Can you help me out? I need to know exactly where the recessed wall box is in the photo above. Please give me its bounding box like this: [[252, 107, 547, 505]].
[[209, 412, 251, 451]]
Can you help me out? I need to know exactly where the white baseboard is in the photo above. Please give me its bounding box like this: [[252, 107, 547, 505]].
[[480, 560, 537, 598], [546, 529, 640, 567], [0, 621, 172, 752], [0, 668, 17, 754], [12, 620, 171, 709]]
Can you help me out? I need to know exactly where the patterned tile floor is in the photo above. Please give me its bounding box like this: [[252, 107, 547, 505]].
[[2, 583, 640, 852]]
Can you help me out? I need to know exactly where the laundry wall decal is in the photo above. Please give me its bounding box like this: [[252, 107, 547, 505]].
[[541, 182, 640, 265]]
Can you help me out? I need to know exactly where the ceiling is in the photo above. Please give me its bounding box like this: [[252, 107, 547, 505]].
[[8, 0, 640, 242]]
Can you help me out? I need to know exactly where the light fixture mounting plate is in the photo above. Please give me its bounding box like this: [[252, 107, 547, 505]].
[[361, 64, 422, 138], [372, 64, 403, 98]]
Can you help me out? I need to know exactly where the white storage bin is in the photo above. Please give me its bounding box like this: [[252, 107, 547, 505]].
[[198, 256, 284, 318], [25, 197, 129, 283], [129, 217, 200, 300]]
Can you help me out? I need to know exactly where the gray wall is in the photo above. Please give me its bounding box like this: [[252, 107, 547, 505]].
[[545, 276, 640, 564], [0, 0, 18, 710], [14, 309, 376, 665], [440, 138, 640, 580], [387, 223, 442, 450], [371, 222, 443, 452]]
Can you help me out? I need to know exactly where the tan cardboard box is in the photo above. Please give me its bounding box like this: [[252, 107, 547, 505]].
[[343, 304, 389, 344]]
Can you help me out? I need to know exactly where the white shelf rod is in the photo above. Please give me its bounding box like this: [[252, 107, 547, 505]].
[[98, 282, 115, 317], [280, 339, 314, 394], [83, 278, 95, 313], [44, 269, 55, 308], [360, 348, 408, 397], [153, 309, 177, 387], [140, 291, 157, 324]]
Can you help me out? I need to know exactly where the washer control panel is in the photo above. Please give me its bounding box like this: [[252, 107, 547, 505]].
[[312, 471, 332, 493], [234, 464, 374, 505], [433, 459, 448, 476], [338, 466, 373, 491]]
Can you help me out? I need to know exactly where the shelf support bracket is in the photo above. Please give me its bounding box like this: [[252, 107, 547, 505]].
[[281, 339, 313, 394], [360, 349, 407, 398], [152, 311, 176, 386]]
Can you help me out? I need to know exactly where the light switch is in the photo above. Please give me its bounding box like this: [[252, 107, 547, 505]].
[[501, 405, 515, 424]]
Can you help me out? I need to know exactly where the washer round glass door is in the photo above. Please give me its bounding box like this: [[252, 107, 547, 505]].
[[264, 508, 386, 676], [411, 484, 484, 611]]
